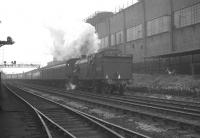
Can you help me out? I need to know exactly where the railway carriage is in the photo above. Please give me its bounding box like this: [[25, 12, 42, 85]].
[[39, 62, 68, 87]]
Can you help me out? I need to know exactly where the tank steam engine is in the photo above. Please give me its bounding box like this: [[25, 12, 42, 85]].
[[6, 48, 132, 95]]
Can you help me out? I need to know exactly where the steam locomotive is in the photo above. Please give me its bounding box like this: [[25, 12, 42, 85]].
[[6, 48, 133, 94]]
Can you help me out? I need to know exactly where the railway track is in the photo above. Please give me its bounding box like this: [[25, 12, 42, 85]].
[[6, 83, 150, 138], [1, 84, 53, 138], [19, 82, 200, 109], [123, 93, 200, 110], [20, 83, 200, 124], [4, 83, 93, 138], [73, 91, 200, 119], [10, 82, 200, 137]]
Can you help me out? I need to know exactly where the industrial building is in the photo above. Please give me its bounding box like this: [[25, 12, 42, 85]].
[[86, 0, 200, 75]]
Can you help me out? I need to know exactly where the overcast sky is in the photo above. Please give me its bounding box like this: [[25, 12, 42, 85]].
[[0, 0, 137, 73]]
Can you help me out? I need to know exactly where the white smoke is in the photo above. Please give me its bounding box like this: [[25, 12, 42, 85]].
[[47, 22, 100, 61]]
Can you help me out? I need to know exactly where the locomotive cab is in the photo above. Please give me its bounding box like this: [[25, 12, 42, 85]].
[[76, 48, 132, 94], [96, 48, 132, 94]]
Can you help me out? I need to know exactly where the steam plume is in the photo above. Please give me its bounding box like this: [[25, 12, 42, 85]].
[[47, 22, 100, 61]]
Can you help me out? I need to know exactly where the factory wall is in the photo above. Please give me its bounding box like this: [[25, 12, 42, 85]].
[[146, 33, 171, 57], [173, 1, 200, 53], [125, 2, 143, 27], [96, 21, 109, 38], [125, 2, 144, 62], [96, 19, 110, 49], [93, 0, 200, 65], [145, 0, 172, 57], [173, 0, 200, 11], [109, 12, 125, 53], [110, 12, 124, 33], [125, 39, 144, 62], [174, 25, 200, 52], [145, 0, 171, 20]]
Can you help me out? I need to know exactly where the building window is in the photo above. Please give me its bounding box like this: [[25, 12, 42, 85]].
[[127, 24, 143, 42], [111, 34, 115, 46], [147, 16, 170, 36], [104, 36, 109, 47], [100, 36, 109, 48], [127, 27, 134, 42], [174, 2, 200, 28], [116, 31, 123, 44]]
